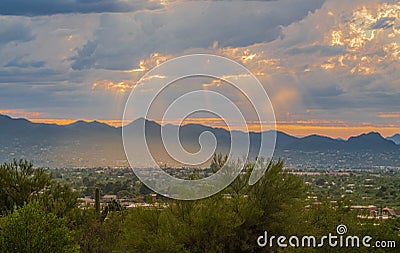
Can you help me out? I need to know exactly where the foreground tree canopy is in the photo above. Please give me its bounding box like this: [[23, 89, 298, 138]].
[[0, 159, 78, 216], [0, 201, 79, 253], [0, 159, 51, 213], [0, 158, 398, 252]]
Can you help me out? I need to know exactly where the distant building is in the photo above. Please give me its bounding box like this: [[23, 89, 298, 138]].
[[102, 195, 117, 201], [350, 205, 377, 217], [78, 197, 95, 207], [382, 207, 400, 218]]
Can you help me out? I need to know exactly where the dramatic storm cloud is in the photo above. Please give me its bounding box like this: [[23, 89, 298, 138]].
[[70, 0, 326, 70]]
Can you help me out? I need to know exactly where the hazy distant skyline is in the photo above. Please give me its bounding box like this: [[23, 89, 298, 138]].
[[0, 114, 395, 140], [0, 0, 399, 138]]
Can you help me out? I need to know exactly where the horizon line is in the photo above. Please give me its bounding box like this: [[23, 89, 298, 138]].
[[1, 114, 399, 140]]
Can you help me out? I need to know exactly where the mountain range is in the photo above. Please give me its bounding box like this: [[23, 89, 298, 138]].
[[0, 114, 399, 168]]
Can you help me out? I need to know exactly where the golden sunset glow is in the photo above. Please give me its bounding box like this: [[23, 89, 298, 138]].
[[29, 118, 80, 125], [330, 30, 344, 46], [28, 118, 131, 128], [241, 50, 257, 62], [92, 80, 136, 93], [0, 110, 41, 118]]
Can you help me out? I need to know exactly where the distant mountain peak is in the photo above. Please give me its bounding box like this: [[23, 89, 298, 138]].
[[67, 120, 86, 125], [0, 114, 32, 125], [131, 117, 146, 124], [65, 119, 115, 130], [0, 114, 12, 122], [350, 131, 384, 140], [127, 117, 159, 126], [346, 131, 397, 150], [0, 114, 11, 119], [366, 131, 382, 136], [301, 134, 339, 141], [66, 120, 98, 127]]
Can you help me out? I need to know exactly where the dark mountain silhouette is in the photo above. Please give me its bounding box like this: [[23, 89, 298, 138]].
[[284, 132, 397, 151], [0, 114, 398, 167], [347, 132, 398, 151], [285, 134, 345, 151], [0, 114, 124, 167], [274, 131, 299, 149]]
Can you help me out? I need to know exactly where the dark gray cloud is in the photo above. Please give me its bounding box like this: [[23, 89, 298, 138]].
[[0, 69, 64, 83], [5, 56, 45, 68], [286, 45, 346, 56], [308, 85, 344, 98], [0, 19, 34, 45], [70, 0, 326, 70], [0, 82, 93, 111], [70, 41, 98, 70], [0, 0, 162, 16], [370, 17, 395, 30]]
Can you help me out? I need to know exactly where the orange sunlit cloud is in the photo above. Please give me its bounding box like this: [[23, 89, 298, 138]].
[[0, 109, 42, 118], [379, 112, 400, 118], [212, 1, 400, 78], [92, 80, 136, 93]]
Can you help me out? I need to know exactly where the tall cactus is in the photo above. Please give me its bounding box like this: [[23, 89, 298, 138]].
[[95, 188, 100, 214]]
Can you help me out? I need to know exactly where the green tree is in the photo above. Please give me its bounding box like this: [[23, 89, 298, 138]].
[[34, 181, 79, 218], [0, 201, 79, 253], [101, 199, 125, 221], [0, 159, 51, 213], [222, 159, 310, 252], [72, 208, 127, 253]]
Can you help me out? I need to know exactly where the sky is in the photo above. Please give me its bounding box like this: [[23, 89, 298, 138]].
[[0, 0, 399, 139]]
